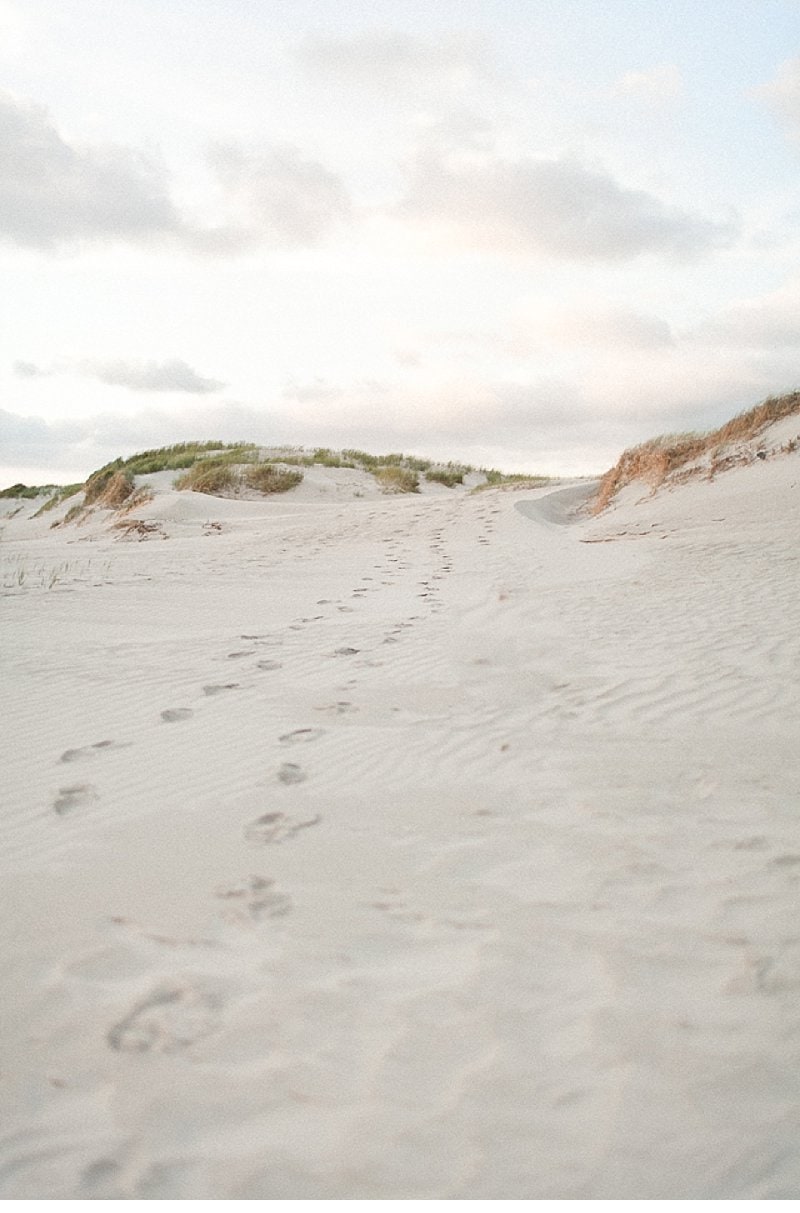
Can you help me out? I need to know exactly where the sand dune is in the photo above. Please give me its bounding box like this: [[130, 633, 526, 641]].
[[1, 433, 799, 1198]]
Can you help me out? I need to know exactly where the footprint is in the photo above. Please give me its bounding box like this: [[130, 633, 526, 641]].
[[59, 740, 130, 764], [202, 684, 240, 696], [160, 708, 193, 723], [277, 762, 306, 785], [227, 649, 255, 659], [244, 810, 321, 846], [333, 646, 360, 656], [107, 983, 221, 1053], [313, 701, 358, 715], [53, 783, 99, 815], [279, 728, 325, 745], [256, 659, 282, 671], [215, 875, 292, 921]]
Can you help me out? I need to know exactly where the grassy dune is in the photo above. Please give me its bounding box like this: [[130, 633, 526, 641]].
[[594, 391, 800, 512]]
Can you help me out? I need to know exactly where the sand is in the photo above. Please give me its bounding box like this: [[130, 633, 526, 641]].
[[1, 444, 799, 1199]]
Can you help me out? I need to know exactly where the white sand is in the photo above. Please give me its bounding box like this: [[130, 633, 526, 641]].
[[1, 442, 799, 1199]]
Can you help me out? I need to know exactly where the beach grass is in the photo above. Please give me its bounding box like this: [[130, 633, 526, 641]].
[[594, 390, 800, 511]]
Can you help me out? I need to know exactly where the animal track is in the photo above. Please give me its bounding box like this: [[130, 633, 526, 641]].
[[53, 783, 99, 815], [59, 740, 130, 764], [244, 810, 321, 846], [107, 983, 221, 1053], [160, 708, 193, 723], [215, 875, 292, 921]]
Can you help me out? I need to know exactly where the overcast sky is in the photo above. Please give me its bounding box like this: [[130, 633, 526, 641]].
[[3, 0, 800, 484]]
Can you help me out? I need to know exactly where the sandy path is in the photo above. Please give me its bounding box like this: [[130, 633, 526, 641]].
[[1, 467, 799, 1198]]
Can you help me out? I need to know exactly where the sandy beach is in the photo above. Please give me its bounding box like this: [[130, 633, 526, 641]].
[[2, 437, 799, 1199]]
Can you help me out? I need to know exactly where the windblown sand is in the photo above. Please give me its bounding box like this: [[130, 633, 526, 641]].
[[1, 452, 799, 1198]]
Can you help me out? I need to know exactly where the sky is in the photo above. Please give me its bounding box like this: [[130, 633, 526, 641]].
[[3, 0, 800, 485]]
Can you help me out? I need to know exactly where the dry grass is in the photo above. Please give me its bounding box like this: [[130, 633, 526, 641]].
[[373, 466, 419, 493], [95, 470, 135, 508], [243, 464, 303, 494], [712, 390, 800, 446], [84, 468, 134, 506], [593, 391, 800, 512], [176, 460, 303, 497]]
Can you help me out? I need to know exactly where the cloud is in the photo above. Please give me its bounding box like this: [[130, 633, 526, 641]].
[[610, 64, 684, 103], [207, 143, 352, 247], [0, 91, 352, 253], [395, 151, 734, 261], [12, 355, 224, 393], [296, 29, 493, 93], [0, 90, 182, 249], [756, 57, 800, 139], [0, 406, 86, 470], [12, 359, 46, 377], [687, 278, 800, 349], [544, 305, 675, 350], [82, 358, 225, 394]]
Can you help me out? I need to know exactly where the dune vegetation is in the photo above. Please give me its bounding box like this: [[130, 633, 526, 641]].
[[373, 466, 420, 493], [1, 443, 553, 512], [593, 391, 800, 512]]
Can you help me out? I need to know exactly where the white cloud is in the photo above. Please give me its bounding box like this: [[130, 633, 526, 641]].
[[611, 64, 684, 103], [12, 356, 225, 393], [296, 29, 494, 94], [395, 150, 734, 261], [756, 57, 800, 139], [12, 359, 45, 378], [0, 91, 181, 249], [82, 358, 225, 394], [207, 142, 352, 248], [0, 91, 353, 254]]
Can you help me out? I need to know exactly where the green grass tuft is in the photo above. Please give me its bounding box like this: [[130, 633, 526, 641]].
[[426, 466, 467, 487], [174, 460, 238, 495]]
